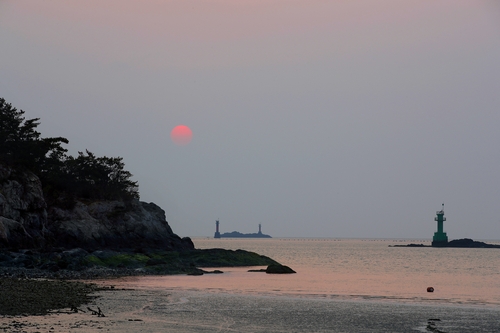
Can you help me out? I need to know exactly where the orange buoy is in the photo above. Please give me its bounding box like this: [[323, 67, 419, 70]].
[[427, 287, 434, 292]]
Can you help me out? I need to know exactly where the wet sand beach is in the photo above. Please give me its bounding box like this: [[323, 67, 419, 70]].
[[2, 282, 500, 333], [0, 278, 98, 316]]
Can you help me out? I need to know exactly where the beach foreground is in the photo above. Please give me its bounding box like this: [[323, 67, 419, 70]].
[[0, 278, 98, 316], [2, 238, 500, 332], [1, 282, 499, 333]]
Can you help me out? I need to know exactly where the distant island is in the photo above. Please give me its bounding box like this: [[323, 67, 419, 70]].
[[214, 220, 272, 238], [219, 231, 272, 238], [392, 204, 500, 248]]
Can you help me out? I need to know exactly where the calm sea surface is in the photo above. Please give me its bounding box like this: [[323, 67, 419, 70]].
[[111, 238, 500, 332]]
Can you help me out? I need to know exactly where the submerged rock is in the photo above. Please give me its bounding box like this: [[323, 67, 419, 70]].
[[266, 264, 296, 274]]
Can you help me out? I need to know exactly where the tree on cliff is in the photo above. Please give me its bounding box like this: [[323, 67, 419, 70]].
[[0, 98, 139, 202], [63, 151, 139, 200], [0, 98, 68, 172]]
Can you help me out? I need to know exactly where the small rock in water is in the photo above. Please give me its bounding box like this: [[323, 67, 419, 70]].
[[266, 264, 296, 274]]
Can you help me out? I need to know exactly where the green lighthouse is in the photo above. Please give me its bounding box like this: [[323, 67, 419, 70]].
[[432, 203, 448, 247]]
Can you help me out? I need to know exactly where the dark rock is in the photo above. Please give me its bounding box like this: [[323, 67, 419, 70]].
[[146, 258, 169, 266], [202, 269, 223, 274], [394, 238, 500, 248], [446, 238, 500, 248], [47, 200, 194, 251], [180, 248, 279, 267], [92, 250, 120, 260], [248, 268, 267, 272], [0, 165, 48, 249], [57, 259, 69, 269], [181, 237, 195, 248], [389, 243, 430, 247], [266, 264, 296, 274], [39, 262, 60, 272], [62, 248, 89, 258]]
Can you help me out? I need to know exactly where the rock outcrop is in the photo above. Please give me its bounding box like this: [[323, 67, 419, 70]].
[[0, 165, 48, 249], [47, 200, 193, 251], [0, 164, 193, 251]]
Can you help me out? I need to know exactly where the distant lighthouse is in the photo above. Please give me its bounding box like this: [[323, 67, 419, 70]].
[[432, 203, 448, 247], [214, 220, 221, 238]]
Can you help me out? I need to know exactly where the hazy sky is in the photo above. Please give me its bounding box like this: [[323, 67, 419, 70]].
[[1, 1, 500, 239]]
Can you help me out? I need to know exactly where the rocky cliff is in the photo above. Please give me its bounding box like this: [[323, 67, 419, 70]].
[[0, 164, 193, 251], [0, 164, 48, 248], [47, 200, 193, 251]]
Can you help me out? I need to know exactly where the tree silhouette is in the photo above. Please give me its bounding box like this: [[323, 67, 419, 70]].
[[0, 98, 69, 170], [0, 98, 139, 203], [64, 150, 139, 200]]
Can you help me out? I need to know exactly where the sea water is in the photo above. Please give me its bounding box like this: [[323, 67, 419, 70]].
[[112, 238, 500, 332]]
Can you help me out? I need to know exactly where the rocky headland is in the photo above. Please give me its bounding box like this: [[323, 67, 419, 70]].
[[0, 164, 279, 279]]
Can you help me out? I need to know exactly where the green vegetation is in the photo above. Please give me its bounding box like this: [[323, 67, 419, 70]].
[[0, 98, 138, 204]]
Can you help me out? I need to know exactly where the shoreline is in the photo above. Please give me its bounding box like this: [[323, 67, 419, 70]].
[[93, 274, 500, 310], [2, 281, 499, 333], [3, 273, 497, 318]]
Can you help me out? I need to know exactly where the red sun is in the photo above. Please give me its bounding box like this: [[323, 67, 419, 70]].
[[170, 125, 193, 146]]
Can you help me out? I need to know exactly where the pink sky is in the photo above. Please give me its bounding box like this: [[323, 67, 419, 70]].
[[4, 0, 491, 70], [1, 1, 500, 238]]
